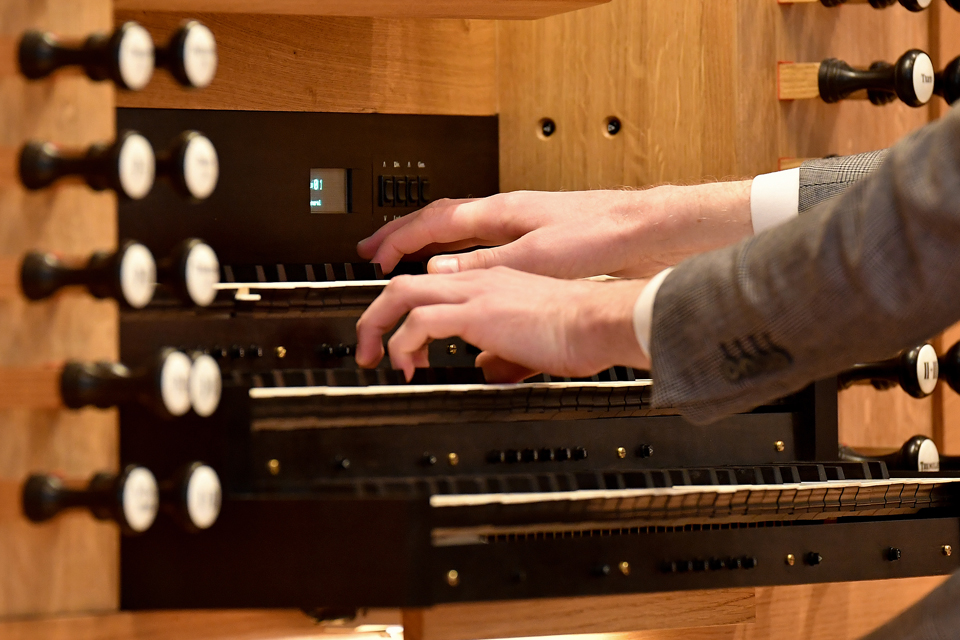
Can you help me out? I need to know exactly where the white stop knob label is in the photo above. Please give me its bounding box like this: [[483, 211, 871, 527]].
[[118, 23, 155, 91], [122, 466, 159, 533], [917, 438, 940, 473], [186, 465, 222, 530], [912, 53, 935, 106], [117, 133, 156, 200], [190, 354, 222, 418], [160, 351, 193, 417], [118, 243, 157, 309], [916, 343, 939, 396], [182, 23, 218, 89], [182, 135, 219, 200], [184, 242, 220, 307]]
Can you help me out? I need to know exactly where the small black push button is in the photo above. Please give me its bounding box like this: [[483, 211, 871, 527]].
[[709, 558, 727, 571], [805, 552, 823, 566], [886, 547, 902, 561], [395, 177, 408, 205], [379, 176, 395, 206], [592, 564, 611, 577], [419, 177, 431, 203], [406, 176, 419, 204], [572, 447, 588, 461], [742, 556, 758, 569], [520, 448, 538, 462], [538, 447, 555, 462]]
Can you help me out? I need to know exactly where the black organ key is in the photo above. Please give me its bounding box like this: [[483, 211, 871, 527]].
[[61, 348, 194, 418], [23, 465, 159, 535], [837, 343, 939, 398], [935, 56, 960, 106], [161, 462, 222, 532], [19, 131, 156, 200], [839, 434, 941, 472], [20, 241, 157, 309], [155, 21, 219, 90], [18, 22, 155, 90], [155, 131, 219, 201], [818, 49, 936, 107]]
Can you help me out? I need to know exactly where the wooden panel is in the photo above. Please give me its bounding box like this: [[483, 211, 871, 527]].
[[114, 0, 607, 19], [115, 12, 497, 115], [403, 589, 755, 640], [0, 0, 118, 618]]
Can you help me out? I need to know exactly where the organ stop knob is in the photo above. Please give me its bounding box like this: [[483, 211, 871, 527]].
[[163, 462, 222, 531], [819, 49, 936, 107], [19, 131, 155, 200], [23, 465, 159, 535], [837, 343, 939, 398], [156, 21, 219, 90], [840, 434, 941, 472], [20, 241, 156, 309], [188, 352, 223, 418], [18, 22, 154, 90], [935, 56, 960, 106], [18, 20, 218, 90], [62, 348, 194, 418], [19, 238, 220, 308], [820, 0, 931, 10], [157, 131, 219, 201]]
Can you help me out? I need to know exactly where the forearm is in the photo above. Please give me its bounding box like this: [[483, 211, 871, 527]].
[[620, 180, 753, 268], [648, 104, 960, 423]]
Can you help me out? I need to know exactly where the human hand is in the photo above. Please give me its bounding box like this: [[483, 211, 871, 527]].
[[357, 183, 752, 279], [355, 266, 651, 382]]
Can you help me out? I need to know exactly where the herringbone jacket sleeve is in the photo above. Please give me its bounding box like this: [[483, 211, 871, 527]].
[[648, 103, 960, 424], [799, 150, 889, 213]]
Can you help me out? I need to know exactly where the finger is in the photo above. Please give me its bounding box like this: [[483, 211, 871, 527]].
[[476, 352, 539, 383], [370, 199, 518, 273], [355, 275, 470, 367], [357, 198, 481, 262], [387, 304, 466, 381], [428, 232, 549, 274]]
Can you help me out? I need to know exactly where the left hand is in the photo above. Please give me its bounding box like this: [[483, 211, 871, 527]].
[[355, 267, 651, 382]]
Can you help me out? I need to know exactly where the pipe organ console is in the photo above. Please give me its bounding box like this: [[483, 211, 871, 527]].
[[5, 4, 960, 637], [779, 0, 960, 10], [18, 20, 217, 90]]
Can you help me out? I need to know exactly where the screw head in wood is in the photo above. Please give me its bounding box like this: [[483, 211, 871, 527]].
[[447, 343, 458, 355], [446, 570, 460, 587], [774, 440, 786, 452], [275, 346, 287, 358], [267, 459, 280, 475], [618, 561, 630, 576], [943, 545, 953, 557], [447, 452, 460, 466], [785, 554, 796, 566], [617, 447, 627, 459]]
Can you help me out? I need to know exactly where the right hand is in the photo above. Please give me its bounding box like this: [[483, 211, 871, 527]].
[[357, 185, 753, 279]]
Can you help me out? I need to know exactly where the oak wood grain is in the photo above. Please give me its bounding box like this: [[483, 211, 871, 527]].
[[0, 0, 118, 618], [778, 62, 821, 100], [403, 589, 756, 640], [113, 0, 607, 19], [114, 12, 498, 116]]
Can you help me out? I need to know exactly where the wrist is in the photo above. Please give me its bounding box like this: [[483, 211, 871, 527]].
[[575, 280, 651, 371]]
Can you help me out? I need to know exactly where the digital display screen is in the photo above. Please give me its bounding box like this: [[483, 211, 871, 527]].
[[309, 168, 348, 213]]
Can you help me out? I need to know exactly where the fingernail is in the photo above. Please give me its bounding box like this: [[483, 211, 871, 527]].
[[430, 256, 459, 273]]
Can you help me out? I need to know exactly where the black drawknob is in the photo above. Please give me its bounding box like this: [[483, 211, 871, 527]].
[[820, 0, 928, 11], [155, 131, 219, 201], [160, 462, 222, 533], [940, 340, 960, 394], [837, 343, 938, 399], [935, 56, 960, 106], [19, 130, 156, 199], [22, 465, 159, 535], [156, 238, 221, 307], [819, 49, 936, 107], [18, 22, 155, 90], [60, 348, 194, 418], [20, 240, 157, 308], [155, 21, 218, 89], [886, 547, 903, 561], [866, 62, 897, 106], [840, 434, 940, 472]]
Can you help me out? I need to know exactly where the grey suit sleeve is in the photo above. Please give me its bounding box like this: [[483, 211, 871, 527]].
[[858, 569, 960, 640], [799, 150, 889, 213], [649, 103, 960, 424]]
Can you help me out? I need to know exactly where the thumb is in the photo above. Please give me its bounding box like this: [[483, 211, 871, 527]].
[[476, 352, 539, 383], [428, 242, 529, 274]]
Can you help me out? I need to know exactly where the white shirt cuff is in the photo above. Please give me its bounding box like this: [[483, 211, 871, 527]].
[[632, 267, 673, 359], [750, 167, 800, 234]]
